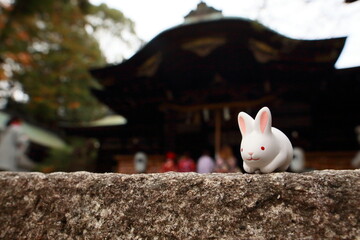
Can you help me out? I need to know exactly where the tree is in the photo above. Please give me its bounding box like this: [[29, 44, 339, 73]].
[[0, 0, 139, 124], [87, 3, 144, 63]]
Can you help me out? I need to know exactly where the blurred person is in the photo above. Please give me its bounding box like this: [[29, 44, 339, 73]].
[[290, 147, 306, 172], [134, 151, 148, 173], [177, 152, 196, 172], [197, 150, 215, 173], [213, 156, 228, 173], [214, 145, 240, 173], [351, 126, 360, 168], [290, 131, 306, 172], [352, 152, 360, 168], [161, 151, 178, 172], [0, 117, 35, 171]]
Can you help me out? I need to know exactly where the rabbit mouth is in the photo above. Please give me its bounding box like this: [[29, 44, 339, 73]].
[[247, 158, 260, 161]]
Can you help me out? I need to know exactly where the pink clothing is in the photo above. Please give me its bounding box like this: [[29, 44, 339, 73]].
[[197, 155, 215, 173]]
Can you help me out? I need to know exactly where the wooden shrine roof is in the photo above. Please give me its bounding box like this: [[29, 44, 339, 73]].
[[89, 17, 346, 117]]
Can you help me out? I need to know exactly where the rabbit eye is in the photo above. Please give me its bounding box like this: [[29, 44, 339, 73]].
[[261, 146, 265, 151], [241, 148, 243, 152]]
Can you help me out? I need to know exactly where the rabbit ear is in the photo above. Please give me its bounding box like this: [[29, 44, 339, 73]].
[[238, 111, 254, 136], [254, 107, 272, 134]]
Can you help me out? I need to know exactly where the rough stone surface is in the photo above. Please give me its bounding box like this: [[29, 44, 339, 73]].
[[0, 170, 360, 239]]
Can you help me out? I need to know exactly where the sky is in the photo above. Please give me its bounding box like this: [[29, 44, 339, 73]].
[[89, 0, 360, 69]]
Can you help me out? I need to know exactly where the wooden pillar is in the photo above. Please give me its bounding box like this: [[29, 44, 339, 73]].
[[214, 110, 222, 155]]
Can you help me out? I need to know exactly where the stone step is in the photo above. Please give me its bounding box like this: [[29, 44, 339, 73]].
[[0, 170, 359, 239]]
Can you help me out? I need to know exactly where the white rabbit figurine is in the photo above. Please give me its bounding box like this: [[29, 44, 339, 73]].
[[238, 107, 293, 173]]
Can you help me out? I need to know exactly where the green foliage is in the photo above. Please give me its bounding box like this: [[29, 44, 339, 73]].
[[89, 3, 128, 23], [87, 3, 140, 51], [0, 0, 137, 124], [38, 144, 73, 172], [38, 137, 99, 172], [12, 0, 54, 16]]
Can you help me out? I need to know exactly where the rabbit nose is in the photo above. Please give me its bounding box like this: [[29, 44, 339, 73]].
[[248, 152, 253, 156]]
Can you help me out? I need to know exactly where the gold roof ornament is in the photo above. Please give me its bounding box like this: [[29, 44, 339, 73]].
[[181, 37, 226, 57], [184, 1, 223, 24]]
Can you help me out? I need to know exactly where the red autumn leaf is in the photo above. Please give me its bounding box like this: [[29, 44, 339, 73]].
[[68, 101, 81, 109]]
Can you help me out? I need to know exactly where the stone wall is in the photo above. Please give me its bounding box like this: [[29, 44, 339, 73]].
[[0, 170, 359, 239]]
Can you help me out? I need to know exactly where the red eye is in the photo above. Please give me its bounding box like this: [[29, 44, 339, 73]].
[[261, 146, 265, 151]]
